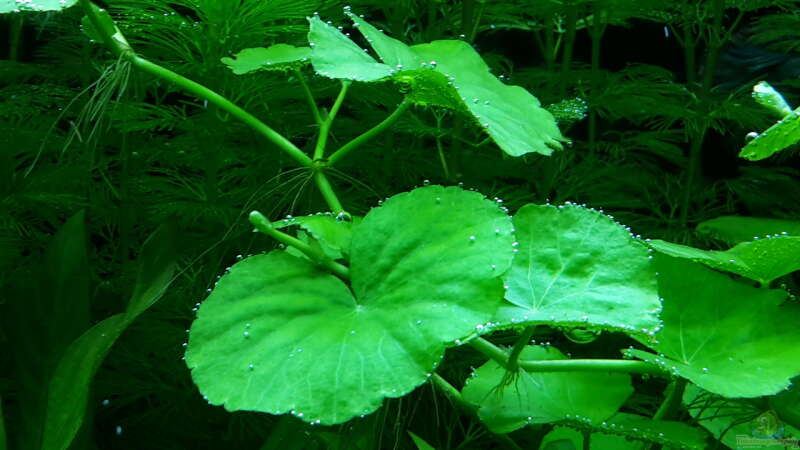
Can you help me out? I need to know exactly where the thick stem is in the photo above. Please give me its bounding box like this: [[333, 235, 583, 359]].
[[295, 68, 321, 125], [327, 100, 411, 166], [652, 378, 688, 421], [506, 326, 537, 372], [9, 15, 23, 62], [314, 81, 350, 160], [469, 338, 510, 369], [558, 1, 579, 98], [249, 211, 349, 279], [313, 170, 345, 214]]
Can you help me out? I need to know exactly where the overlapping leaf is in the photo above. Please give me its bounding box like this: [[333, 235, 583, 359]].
[[697, 215, 800, 245], [308, 16, 393, 82], [739, 108, 800, 161], [274, 213, 359, 259], [462, 346, 633, 434], [222, 45, 311, 74], [186, 186, 514, 424], [495, 204, 661, 336], [627, 256, 800, 398], [648, 235, 800, 285]]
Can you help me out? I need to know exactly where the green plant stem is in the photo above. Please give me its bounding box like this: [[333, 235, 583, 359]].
[[295, 68, 322, 125], [249, 211, 349, 279], [327, 99, 412, 166], [79, 0, 311, 168], [652, 378, 688, 421], [470, 338, 665, 375], [506, 326, 536, 372], [314, 81, 351, 160], [0, 396, 6, 450], [558, 0, 579, 98], [313, 171, 345, 214], [588, 11, 607, 154], [430, 374, 522, 450], [9, 15, 23, 62]]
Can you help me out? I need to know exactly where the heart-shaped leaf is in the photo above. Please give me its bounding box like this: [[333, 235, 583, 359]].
[[496, 204, 661, 336], [648, 235, 800, 286], [462, 346, 632, 434], [186, 186, 514, 424], [627, 256, 800, 398], [222, 44, 311, 74]]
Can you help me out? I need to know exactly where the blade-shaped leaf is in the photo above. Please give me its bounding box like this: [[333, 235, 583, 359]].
[[126, 222, 178, 319], [697, 215, 800, 245], [186, 186, 514, 424], [739, 108, 800, 161], [496, 204, 661, 336], [222, 45, 312, 75], [308, 16, 393, 82], [648, 235, 800, 286], [1, 0, 77, 13], [408, 431, 436, 450], [461, 346, 633, 434], [627, 256, 800, 398]]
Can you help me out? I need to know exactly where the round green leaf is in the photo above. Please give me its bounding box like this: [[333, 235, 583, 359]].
[[1, 0, 76, 13], [648, 235, 800, 286], [496, 204, 661, 336], [186, 186, 514, 424], [462, 346, 633, 434], [308, 16, 393, 82], [221, 45, 311, 75], [627, 256, 800, 398]]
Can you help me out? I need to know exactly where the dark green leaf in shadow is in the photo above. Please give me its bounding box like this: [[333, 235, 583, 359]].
[[697, 215, 800, 246]]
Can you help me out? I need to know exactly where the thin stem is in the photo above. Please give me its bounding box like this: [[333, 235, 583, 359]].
[[506, 326, 536, 372], [652, 378, 688, 421], [469, 338, 510, 369], [249, 211, 349, 279], [314, 80, 351, 160], [313, 170, 344, 214], [295, 68, 322, 125], [327, 99, 412, 166], [559, 0, 579, 98], [79, 0, 312, 168]]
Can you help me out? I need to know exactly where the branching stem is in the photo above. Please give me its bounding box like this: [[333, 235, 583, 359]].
[[327, 100, 412, 166], [314, 81, 351, 160]]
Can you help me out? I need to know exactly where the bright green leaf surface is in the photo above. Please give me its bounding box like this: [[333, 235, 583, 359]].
[[0, 0, 76, 13], [462, 346, 632, 434], [648, 235, 800, 285], [186, 186, 513, 424], [274, 213, 359, 259], [222, 45, 311, 75], [739, 108, 800, 161], [346, 14, 564, 157], [41, 315, 127, 450], [627, 256, 800, 398], [496, 204, 661, 336], [307, 16, 393, 82], [697, 215, 800, 245], [752, 81, 792, 118]]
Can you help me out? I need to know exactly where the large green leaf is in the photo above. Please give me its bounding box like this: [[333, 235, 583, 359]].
[[461, 346, 632, 434], [186, 186, 513, 424], [308, 16, 393, 82], [739, 108, 800, 161], [627, 256, 800, 398], [495, 204, 661, 336], [697, 215, 800, 245], [222, 45, 311, 75], [648, 236, 800, 286], [41, 224, 177, 450], [0, 0, 77, 13]]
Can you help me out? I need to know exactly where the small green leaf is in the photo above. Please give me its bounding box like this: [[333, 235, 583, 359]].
[[222, 45, 312, 75], [307, 16, 393, 82], [462, 346, 633, 434], [496, 204, 661, 336], [274, 214, 360, 259], [408, 431, 436, 450], [0, 0, 77, 13], [186, 186, 513, 424], [753, 81, 792, 118], [347, 14, 565, 157], [627, 256, 800, 398], [739, 108, 800, 161], [697, 215, 800, 245], [648, 236, 800, 286]]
